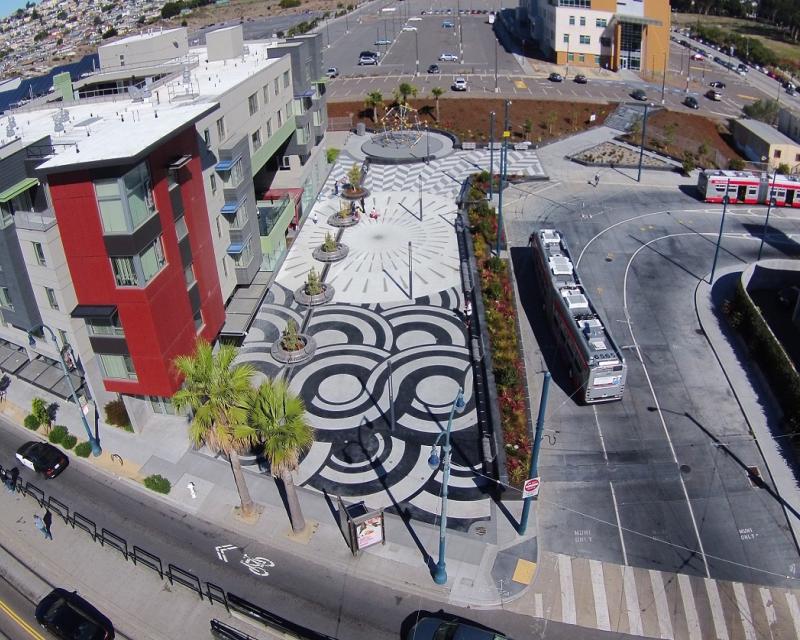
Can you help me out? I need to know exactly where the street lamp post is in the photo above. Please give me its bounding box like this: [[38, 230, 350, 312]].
[[425, 123, 430, 162], [488, 111, 496, 200], [496, 99, 511, 255], [427, 386, 466, 584], [636, 102, 652, 183], [660, 50, 667, 103], [28, 324, 101, 456], [494, 37, 499, 93], [757, 168, 778, 261], [710, 181, 731, 284], [415, 30, 419, 77]]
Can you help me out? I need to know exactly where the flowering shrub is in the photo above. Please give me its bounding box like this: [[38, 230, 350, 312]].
[[467, 177, 530, 485]]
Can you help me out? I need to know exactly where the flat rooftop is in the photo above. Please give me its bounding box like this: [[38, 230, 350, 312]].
[[0, 40, 283, 172]]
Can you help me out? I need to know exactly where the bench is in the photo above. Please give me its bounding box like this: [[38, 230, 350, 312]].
[[514, 142, 531, 151], [461, 142, 477, 150]]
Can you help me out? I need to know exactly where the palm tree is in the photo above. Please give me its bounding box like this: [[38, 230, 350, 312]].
[[431, 86, 443, 122], [172, 339, 258, 517], [395, 82, 418, 105], [248, 379, 314, 533], [364, 91, 383, 122]]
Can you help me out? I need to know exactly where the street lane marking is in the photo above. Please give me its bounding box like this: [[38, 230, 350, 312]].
[[737, 94, 759, 100], [623, 566, 643, 636], [558, 554, 576, 624], [589, 559, 610, 631], [0, 598, 45, 640], [513, 79, 527, 89], [705, 578, 729, 640], [649, 570, 674, 639], [608, 482, 627, 565], [534, 592, 543, 618], [677, 574, 701, 640], [786, 592, 800, 637], [733, 582, 756, 640], [759, 587, 776, 629]]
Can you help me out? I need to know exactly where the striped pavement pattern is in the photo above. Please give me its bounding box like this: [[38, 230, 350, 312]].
[[531, 552, 800, 639]]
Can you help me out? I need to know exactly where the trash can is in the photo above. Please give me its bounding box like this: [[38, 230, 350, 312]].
[[356, 122, 366, 136]]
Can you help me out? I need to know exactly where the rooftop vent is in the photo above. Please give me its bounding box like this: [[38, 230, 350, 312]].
[[549, 256, 573, 275]]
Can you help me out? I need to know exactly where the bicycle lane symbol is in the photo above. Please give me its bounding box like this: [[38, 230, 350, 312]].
[[240, 553, 275, 577]]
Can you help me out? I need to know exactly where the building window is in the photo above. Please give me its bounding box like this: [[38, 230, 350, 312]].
[[579, 35, 590, 45], [286, 100, 293, 117], [99, 354, 137, 380], [283, 70, 290, 88], [312, 110, 321, 127], [279, 156, 291, 171], [579, 16, 585, 26], [578, 53, 585, 62], [563, 33, 570, 44], [44, 287, 58, 310], [0, 203, 12, 228], [184, 263, 196, 287], [248, 92, 258, 116], [57, 329, 69, 348], [0, 287, 13, 310], [94, 162, 156, 235], [252, 128, 262, 150], [277, 109, 284, 128], [274, 77, 280, 96], [149, 396, 176, 415], [140, 237, 167, 283], [222, 158, 245, 188], [175, 215, 188, 240], [110, 236, 167, 287], [263, 85, 270, 103], [32, 241, 46, 266], [210, 174, 217, 193], [594, 55, 600, 64], [87, 316, 124, 336], [222, 256, 228, 277], [596, 18, 607, 28], [193, 308, 204, 330], [216, 117, 226, 141], [203, 128, 211, 147], [111, 256, 138, 287], [216, 216, 222, 238], [773, 149, 782, 158], [229, 202, 249, 230], [266, 118, 273, 137], [233, 237, 253, 267], [569, 16, 575, 26]]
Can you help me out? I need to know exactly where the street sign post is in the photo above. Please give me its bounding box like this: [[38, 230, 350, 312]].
[[522, 477, 540, 499]]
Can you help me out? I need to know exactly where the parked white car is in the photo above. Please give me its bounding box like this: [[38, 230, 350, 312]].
[[439, 52, 458, 62], [452, 77, 467, 91]]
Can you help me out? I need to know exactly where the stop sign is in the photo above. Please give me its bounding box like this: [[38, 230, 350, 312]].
[[523, 477, 540, 498]]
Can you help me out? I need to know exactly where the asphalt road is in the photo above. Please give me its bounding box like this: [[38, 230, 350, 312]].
[[504, 179, 800, 589], [0, 575, 47, 640], [0, 418, 636, 640]]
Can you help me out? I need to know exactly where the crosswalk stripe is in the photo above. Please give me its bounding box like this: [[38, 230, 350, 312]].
[[623, 566, 643, 636], [649, 570, 674, 639], [786, 592, 800, 637], [759, 587, 776, 629], [705, 578, 729, 640], [590, 559, 611, 631], [733, 582, 756, 640], [678, 574, 701, 640], [558, 554, 576, 625], [534, 592, 543, 619]]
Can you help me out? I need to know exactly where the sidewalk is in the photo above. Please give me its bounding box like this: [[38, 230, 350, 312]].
[[0, 371, 539, 612]]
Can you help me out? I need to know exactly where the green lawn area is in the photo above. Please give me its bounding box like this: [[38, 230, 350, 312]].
[[672, 12, 800, 65]]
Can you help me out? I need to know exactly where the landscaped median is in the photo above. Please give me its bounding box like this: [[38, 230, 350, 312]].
[[463, 172, 533, 487]]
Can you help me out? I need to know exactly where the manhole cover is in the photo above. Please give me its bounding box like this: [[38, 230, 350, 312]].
[[680, 464, 691, 474]]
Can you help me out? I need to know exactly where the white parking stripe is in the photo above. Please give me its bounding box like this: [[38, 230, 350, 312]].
[[704, 579, 729, 640], [589, 560, 610, 631], [534, 592, 543, 619], [759, 587, 776, 630], [623, 566, 643, 636], [785, 592, 800, 637], [558, 554, 576, 625], [678, 574, 701, 640], [649, 570, 674, 639], [733, 582, 756, 640]]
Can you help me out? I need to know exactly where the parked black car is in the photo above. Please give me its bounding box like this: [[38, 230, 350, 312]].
[[35, 589, 115, 639], [684, 96, 699, 109], [574, 74, 588, 84], [631, 88, 647, 101], [427, 64, 440, 73], [548, 72, 563, 82], [709, 81, 725, 89], [16, 441, 68, 478]]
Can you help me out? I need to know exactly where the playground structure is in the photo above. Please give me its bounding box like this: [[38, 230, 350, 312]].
[[372, 103, 424, 150]]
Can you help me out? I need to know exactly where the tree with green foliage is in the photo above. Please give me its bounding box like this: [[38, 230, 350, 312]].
[[347, 162, 362, 190], [248, 380, 313, 533], [394, 82, 418, 105], [743, 98, 780, 126], [102, 27, 118, 39], [364, 91, 383, 122], [304, 267, 323, 296], [31, 397, 51, 433], [281, 319, 304, 351], [172, 339, 258, 517], [431, 86, 443, 122]]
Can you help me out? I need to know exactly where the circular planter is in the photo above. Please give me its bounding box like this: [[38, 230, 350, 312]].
[[312, 243, 349, 262], [327, 213, 359, 228], [270, 333, 317, 365], [293, 283, 335, 306], [340, 186, 370, 201]]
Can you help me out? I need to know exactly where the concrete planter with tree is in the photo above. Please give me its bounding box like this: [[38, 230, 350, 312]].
[[270, 318, 317, 365], [312, 232, 349, 262]]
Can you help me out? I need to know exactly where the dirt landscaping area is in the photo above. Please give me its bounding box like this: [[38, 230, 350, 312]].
[[328, 98, 745, 167], [160, 0, 342, 31]]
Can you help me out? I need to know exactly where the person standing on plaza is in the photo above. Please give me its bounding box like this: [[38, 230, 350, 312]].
[[34, 514, 52, 540]]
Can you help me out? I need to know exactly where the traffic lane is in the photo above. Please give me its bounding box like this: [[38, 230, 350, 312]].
[[0, 578, 47, 640], [582, 215, 800, 585], [0, 420, 563, 640]]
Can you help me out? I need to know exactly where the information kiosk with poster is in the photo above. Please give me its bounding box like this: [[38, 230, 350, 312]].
[[336, 495, 385, 556]]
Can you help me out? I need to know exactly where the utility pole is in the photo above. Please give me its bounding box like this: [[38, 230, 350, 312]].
[[757, 169, 778, 261], [636, 103, 651, 183], [496, 100, 511, 256], [415, 29, 419, 77], [710, 180, 731, 284], [494, 37, 499, 93], [518, 372, 550, 535], [408, 241, 414, 300], [660, 50, 667, 104], [489, 111, 496, 199]]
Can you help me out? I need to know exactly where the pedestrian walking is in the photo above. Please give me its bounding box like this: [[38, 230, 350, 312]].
[[360, 197, 365, 212], [4, 466, 18, 492], [34, 514, 51, 540], [594, 172, 600, 187], [464, 299, 472, 319], [334, 179, 339, 195], [43, 510, 53, 539], [312, 212, 319, 224]]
